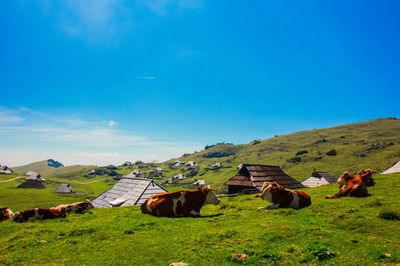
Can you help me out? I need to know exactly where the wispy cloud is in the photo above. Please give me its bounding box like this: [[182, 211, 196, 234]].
[[0, 107, 199, 164], [132, 76, 156, 80]]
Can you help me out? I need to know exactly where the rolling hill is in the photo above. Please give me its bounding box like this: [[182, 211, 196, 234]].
[[12, 159, 65, 175], [156, 118, 400, 189]]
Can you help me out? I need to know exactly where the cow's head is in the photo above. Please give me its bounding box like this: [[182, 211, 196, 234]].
[[202, 186, 220, 205], [257, 182, 281, 203], [85, 199, 95, 210], [337, 171, 354, 187], [358, 169, 375, 186]]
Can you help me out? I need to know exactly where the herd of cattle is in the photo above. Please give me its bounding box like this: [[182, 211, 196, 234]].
[[0, 169, 375, 222]]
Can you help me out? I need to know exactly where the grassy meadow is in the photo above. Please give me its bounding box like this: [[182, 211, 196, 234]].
[[1, 173, 399, 265]]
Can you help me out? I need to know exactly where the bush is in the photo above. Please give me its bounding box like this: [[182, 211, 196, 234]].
[[326, 149, 337, 156], [379, 209, 400, 220], [251, 140, 261, 145], [295, 150, 308, 156], [287, 156, 301, 163], [202, 152, 234, 158]]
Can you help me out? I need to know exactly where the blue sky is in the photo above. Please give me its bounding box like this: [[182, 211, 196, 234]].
[[0, 0, 399, 166]]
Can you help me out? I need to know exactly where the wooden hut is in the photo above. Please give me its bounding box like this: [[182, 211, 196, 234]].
[[17, 180, 45, 189], [92, 177, 167, 208], [301, 171, 337, 188], [54, 183, 76, 194], [225, 164, 304, 194]]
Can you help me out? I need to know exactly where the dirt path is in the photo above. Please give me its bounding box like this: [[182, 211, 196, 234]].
[[0, 176, 24, 183], [76, 178, 107, 184]]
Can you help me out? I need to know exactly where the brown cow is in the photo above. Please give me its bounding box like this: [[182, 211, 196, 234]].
[[55, 199, 94, 214], [256, 182, 311, 210], [0, 207, 14, 222], [141, 186, 220, 217], [13, 208, 66, 223], [354, 169, 375, 186], [325, 171, 369, 199]]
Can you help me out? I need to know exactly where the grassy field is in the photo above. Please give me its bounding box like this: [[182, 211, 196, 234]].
[[0, 174, 115, 211], [1, 173, 399, 265]]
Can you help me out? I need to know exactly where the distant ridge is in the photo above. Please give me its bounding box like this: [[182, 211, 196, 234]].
[[13, 159, 64, 175]]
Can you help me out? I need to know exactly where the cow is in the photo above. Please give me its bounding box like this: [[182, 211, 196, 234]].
[[256, 182, 311, 210], [141, 186, 220, 217], [0, 207, 14, 222], [55, 200, 94, 214], [13, 208, 66, 223], [354, 169, 375, 186], [325, 171, 368, 199]]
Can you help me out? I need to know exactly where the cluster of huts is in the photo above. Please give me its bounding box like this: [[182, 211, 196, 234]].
[[0, 165, 12, 175]]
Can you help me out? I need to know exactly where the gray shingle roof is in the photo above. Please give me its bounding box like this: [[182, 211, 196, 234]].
[[301, 171, 337, 188], [91, 177, 167, 208]]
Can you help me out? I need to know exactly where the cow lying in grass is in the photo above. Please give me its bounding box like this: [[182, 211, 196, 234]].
[[141, 186, 220, 217], [55, 200, 94, 214], [0, 207, 14, 222], [325, 169, 374, 199], [13, 208, 66, 223], [256, 182, 311, 210], [354, 169, 375, 187]]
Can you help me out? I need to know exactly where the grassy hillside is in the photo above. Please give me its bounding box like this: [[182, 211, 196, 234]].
[[12, 159, 65, 175], [40, 165, 95, 178], [156, 118, 400, 190], [0, 173, 399, 265]]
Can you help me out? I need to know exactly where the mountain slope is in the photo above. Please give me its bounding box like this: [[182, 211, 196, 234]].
[[163, 118, 400, 188], [13, 159, 64, 175]]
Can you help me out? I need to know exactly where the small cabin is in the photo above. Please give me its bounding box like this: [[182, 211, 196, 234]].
[[225, 164, 304, 194], [301, 171, 337, 188]]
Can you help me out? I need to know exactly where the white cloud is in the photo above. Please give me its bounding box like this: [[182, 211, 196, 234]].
[[0, 150, 164, 167], [0, 107, 201, 165]]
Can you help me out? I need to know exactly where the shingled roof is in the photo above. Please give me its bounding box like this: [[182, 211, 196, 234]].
[[225, 164, 304, 193], [54, 183, 76, 194], [92, 177, 167, 208], [301, 171, 337, 188]]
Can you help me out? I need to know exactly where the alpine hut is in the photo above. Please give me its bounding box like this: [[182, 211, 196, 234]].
[[54, 183, 76, 194], [382, 161, 400, 174], [17, 180, 46, 189], [301, 170, 337, 188], [225, 164, 304, 194], [92, 177, 167, 208]]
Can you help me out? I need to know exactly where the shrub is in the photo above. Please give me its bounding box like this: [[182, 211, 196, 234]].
[[251, 140, 261, 145], [287, 156, 301, 163], [295, 150, 308, 156], [379, 209, 400, 220], [202, 152, 234, 158], [326, 149, 337, 156], [310, 246, 336, 261]]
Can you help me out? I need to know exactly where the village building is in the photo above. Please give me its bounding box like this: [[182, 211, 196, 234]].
[[92, 177, 167, 208], [192, 180, 208, 187], [382, 161, 400, 174], [301, 170, 337, 188], [54, 183, 76, 194], [162, 178, 179, 185], [212, 162, 222, 169], [17, 180, 46, 189], [225, 164, 304, 194], [25, 173, 47, 183], [0, 165, 12, 175], [173, 174, 186, 180], [122, 161, 133, 166]]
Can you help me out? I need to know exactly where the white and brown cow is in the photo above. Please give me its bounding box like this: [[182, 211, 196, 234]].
[[141, 186, 220, 217], [55, 199, 94, 214], [0, 207, 14, 222], [256, 182, 311, 210], [13, 208, 66, 223]]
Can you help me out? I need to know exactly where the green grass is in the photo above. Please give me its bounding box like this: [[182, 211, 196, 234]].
[[1, 173, 399, 265]]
